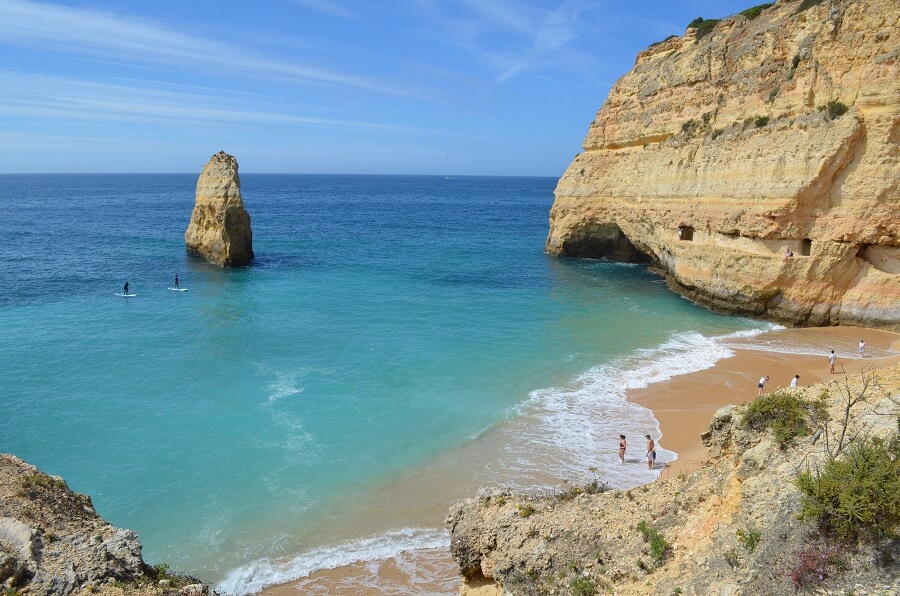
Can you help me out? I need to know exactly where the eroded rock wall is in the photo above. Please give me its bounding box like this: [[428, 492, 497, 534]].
[[0, 454, 210, 595], [547, 0, 899, 330], [185, 151, 254, 267]]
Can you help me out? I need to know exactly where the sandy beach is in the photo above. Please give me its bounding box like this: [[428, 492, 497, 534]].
[[259, 325, 900, 595]]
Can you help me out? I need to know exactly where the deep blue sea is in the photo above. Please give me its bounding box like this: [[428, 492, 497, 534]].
[[0, 174, 767, 592]]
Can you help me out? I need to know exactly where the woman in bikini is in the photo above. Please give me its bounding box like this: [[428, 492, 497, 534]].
[[618, 434, 627, 464]]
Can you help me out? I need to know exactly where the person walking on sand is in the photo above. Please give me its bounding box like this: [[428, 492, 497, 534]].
[[790, 375, 800, 391], [859, 339, 865, 358], [618, 435, 627, 464], [829, 350, 836, 374], [645, 435, 656, 469], [758, 376, 769, 396]]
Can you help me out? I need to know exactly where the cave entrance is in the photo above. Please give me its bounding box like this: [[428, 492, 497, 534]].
[[560, 222, 652, 263], [678, 226, 694, 241], [800, 238, 812, 256]]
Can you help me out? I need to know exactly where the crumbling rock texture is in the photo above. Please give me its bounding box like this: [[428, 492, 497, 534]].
[[547, 0, 899, 330]]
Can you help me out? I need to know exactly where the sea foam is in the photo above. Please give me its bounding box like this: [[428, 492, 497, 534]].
[[216, 527, 450, 595]]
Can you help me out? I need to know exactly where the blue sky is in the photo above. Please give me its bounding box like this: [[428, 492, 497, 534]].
[[0, 0, 755, 174]]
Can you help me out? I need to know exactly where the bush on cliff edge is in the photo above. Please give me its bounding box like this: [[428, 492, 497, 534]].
[[795, 437, 900, 540], [741, 390, 826, 446]]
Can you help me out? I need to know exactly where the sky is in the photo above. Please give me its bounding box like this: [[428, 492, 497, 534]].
[[0, 0, 756, 175]]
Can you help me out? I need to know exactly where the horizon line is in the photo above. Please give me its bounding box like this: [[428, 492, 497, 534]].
[[0, 171, 561, 178]]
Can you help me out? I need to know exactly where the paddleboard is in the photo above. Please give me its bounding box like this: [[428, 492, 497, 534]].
[[168, 288, 188, 292], [115, 293, 137, 297]]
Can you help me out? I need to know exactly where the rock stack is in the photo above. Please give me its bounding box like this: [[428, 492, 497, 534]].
[[185, 151, 254, 267]]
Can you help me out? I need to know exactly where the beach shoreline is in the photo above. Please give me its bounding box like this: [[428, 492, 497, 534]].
[[254, 325, 900, 596]]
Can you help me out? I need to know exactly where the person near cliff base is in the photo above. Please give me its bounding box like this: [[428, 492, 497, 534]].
[[757, 376, 769, 396], [123, 281, 129, 296], [174, 274, 179, 289], [829, 350, 836, 374], [859, 339, 866, 358], [645, 435, 656, 469], [618, 435, 627, 464], [790, 375, 800, 391]]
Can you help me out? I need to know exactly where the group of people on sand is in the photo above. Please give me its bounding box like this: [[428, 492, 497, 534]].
[[758, 341, 869, 397], [617, 434, 656, 469]]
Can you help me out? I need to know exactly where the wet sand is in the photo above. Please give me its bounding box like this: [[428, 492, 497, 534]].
[[259, 326, 900, 595]]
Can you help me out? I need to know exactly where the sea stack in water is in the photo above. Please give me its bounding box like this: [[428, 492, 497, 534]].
[[185, 151, 253, 267]]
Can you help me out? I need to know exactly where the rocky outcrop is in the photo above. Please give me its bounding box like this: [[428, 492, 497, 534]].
[[547, 0, 899, 330], [0, 454, 211, 595], [185, 151, 254, 267], [447, 364, 900, 595]]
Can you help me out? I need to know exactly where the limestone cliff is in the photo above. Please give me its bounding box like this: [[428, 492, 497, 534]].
[[547, 0, 899, 330], [0, 454, 210, 595], [447, 364, 900, 595], [185, 151, 254, 267]]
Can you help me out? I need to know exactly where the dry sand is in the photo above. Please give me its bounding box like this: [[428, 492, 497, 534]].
[[260, 326, 900, 595]]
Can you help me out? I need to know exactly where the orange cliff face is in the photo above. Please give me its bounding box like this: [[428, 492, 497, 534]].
[[547, 0, 899, 330]]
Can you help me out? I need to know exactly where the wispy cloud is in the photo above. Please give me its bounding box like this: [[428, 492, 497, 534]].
[[410, 0, 600, 84], [0, 0, 413, 96], [0, 70, 430, 132], [286, 0, 358, 19]]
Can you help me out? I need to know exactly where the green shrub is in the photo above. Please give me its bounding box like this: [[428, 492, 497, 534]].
[[742, 117, 754, 129], [739, 3, 773, 19], [649, 34, 678, 48], [693, 19, 721, 39], [737, 528, 761, 552], [681, 119, 698, 134], [795, 437, 900, 539], [792, 54, 801, 69], [754, 116, 770, 128], [819, 100, 849, 119], [517, 504, 537, 518], [570, 576, 598, 596], [797, 0, 827, 13], [711, 128, 725, 140], [636, 521, 670, 563], [741, 390, 813, 445], [19, 472, 67, 494], [687, 17, 704, 28], [767, 87, 779, 103]]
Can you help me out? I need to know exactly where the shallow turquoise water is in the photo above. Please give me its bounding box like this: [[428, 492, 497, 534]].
[[0, 174, 762, 584]]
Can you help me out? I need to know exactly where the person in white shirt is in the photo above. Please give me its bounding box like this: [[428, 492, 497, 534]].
[[757, 376, 769, 396], [790, 375, 800, 391], [829, 350, 836, 374], [859, 340, 865, 358]]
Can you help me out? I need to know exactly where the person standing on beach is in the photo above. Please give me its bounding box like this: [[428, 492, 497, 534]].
[[829, 350, 836, 374], [645, 435, 656, 469], [618, 435, 627, 464], [790, 375, 800, 391], [758, 376, 769, 396], [859, 339, 866, 358]]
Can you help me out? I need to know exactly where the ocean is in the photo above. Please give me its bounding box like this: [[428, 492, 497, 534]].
[[0, 174, 767, 592]]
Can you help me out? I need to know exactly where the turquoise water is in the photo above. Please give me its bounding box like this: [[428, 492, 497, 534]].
[[0, 175, 763, 588]]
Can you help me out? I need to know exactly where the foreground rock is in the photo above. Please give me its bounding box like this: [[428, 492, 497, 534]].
[[0, 454, 212, 595], [547, 0, 899, 330], [185, 151, 254, 267], [447, 364, 900, 595]]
